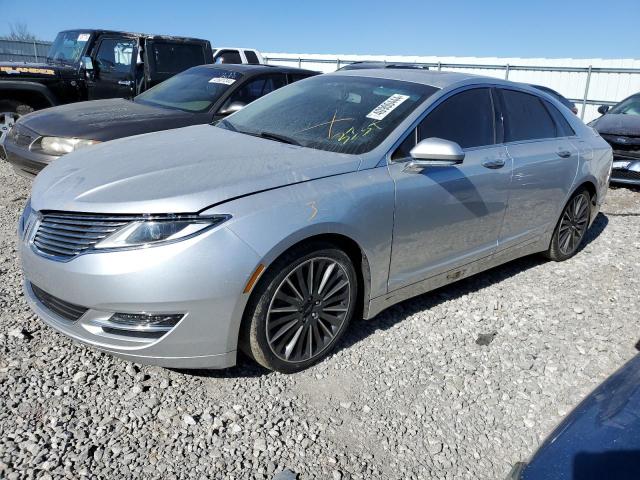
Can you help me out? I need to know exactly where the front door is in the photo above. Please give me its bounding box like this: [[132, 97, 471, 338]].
[[388, 87, 512, 291], [88, 37, 136, 99]]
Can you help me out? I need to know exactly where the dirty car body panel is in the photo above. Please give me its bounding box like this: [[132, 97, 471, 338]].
[[19, 70, 612, 368]]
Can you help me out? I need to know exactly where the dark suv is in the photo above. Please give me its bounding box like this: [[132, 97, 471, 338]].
[[0, 29, 213, 138]]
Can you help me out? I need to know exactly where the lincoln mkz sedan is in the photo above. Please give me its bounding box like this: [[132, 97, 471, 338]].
[[19, 70, 612, 373]]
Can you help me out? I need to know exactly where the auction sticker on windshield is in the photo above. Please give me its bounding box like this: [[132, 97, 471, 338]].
[[77, 33, 90, 42], [366, 94, 410, 121], [209, 77, 237, 85]]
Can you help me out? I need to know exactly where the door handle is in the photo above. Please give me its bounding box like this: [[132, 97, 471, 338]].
[[118, 80, 132, 86], [557, 150, 572, 158], [481, 158, 506, 169]]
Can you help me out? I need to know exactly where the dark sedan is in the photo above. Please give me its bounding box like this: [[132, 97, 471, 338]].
[[0, 64, 317, 178], [589, 92, 640, 186], [510, 354, 640, 480]]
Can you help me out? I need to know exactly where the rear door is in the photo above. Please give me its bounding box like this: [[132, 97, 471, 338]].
[[387, 87, 512, 291], [88, 36, 137, 99], [496, 88, 579, 250]]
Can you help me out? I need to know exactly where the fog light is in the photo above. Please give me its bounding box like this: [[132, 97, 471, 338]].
[[108, 313, 183, 332]]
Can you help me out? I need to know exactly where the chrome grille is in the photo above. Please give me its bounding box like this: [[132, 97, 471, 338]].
[[33, 212, 139, 259], [31, 284, 88, 321]]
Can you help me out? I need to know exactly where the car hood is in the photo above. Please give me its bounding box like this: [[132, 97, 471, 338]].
[[31, 124, 361, 214], [592, 114, 640, 136], [18, 99, 199, 141]]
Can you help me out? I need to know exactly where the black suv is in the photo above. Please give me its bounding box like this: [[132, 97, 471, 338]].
[[0, 29, 213, 126]]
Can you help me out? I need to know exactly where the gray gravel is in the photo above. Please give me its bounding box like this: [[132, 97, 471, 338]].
[[1, 159, 639, 479]]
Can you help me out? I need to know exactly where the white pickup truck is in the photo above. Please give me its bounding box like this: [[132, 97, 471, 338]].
[[213, 48, 264, 64]]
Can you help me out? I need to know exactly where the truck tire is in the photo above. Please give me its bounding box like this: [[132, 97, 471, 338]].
[[0, 100, 33, 142]]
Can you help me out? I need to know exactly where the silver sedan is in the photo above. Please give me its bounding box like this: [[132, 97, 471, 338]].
[[18, 70, 612, 373]]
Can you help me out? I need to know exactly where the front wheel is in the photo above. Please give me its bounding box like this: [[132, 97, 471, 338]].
[[0, 100, 34, 143], [545, 189, 591, 261], [241, 242, 358, 373]]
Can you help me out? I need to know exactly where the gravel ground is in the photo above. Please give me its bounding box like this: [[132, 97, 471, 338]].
[[1, 160, 639, 480]]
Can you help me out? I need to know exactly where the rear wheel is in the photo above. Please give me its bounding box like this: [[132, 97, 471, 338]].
[[241, 242, 358, 373], [0, 100, 34, 143], [545, 189, 591, 261]]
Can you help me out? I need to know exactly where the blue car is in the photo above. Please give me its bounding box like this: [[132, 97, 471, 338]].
[[510, 354, 640, 479]]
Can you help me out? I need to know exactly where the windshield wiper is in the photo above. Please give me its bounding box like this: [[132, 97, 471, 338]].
[[257, 131, 302, 146], [217, 123, 301, 146]]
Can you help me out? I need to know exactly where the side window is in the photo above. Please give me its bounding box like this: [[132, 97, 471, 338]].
[[543, 100, 576, 137], [214, 50, 243, 64], [95, 38, 135, 73], [288, 73, 311, 83], [392, 88, 495, 160], [419, 88, 495, 148], [500, 89, 557, 142], [244, 50, 260, 64], [223, 75, 287, 108], [151, 43, 206, 74]]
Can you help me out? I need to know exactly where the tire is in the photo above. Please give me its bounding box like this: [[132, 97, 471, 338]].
[[0, 100, 34, 142], [241, 241, 358, 373], [0, 99, 34, 117], [545, 189, 591, 261]]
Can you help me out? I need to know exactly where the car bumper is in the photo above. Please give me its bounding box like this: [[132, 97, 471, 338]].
[[3, 139, 56, 178], [20, 224, 261, 369], [610, 159, 640, 185]]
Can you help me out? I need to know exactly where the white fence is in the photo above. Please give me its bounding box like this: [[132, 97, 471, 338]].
[[264, 53, 640, 123]]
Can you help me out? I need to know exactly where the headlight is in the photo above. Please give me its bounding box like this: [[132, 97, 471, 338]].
[[94, 214, 230, 250], [32, 136, 100, 156]]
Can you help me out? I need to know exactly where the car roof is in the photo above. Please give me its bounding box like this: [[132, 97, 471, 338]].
[[191, 64, 317, 75], [330, 68, 503, 90], [59, 29, 209, 43]]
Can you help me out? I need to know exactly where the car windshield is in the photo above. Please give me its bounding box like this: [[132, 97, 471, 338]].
[[135, 68, 243, 113], [46, 31, 91, 65], [218, 75, 438, 154], [609, 95, 640, 116]]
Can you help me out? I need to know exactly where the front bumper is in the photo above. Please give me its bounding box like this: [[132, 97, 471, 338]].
[[20, 224, 261, 368], [610, 159, 640, 186], [3, 139, 56, 178]]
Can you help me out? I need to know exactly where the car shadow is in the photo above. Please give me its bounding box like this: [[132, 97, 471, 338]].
[[182, 213, 609, 379], [336, 212, 609, 357]]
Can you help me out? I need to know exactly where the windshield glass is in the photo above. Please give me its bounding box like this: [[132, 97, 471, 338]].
[[609, 95, 640, 116], [46, 31, 91, 65], [135, 68, 243, 113], [218, 75, 438, 154]]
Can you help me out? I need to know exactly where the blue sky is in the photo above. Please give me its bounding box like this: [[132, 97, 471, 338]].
[[1, 0, 638, 59]]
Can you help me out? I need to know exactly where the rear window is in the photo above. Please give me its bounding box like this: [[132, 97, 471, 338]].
[[244, 50, 260, 64], [543, 100, 575, 137], [500, 89, 556, 142], [151, 43, 207, 74], [214, 50, 242, 64]]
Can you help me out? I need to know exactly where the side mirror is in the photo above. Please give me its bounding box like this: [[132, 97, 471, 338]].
[[218, 101, 246, 116], [81, 56, 94, 80], [81, 56, 94, 71], [404, 138, 465, 173], [597, 105, 609, 115]]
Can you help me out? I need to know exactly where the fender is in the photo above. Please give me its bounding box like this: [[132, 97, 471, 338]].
[[0, 80, 59, 107]]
